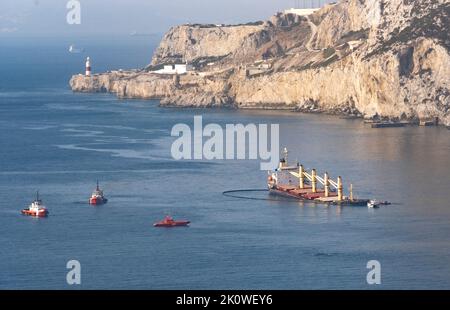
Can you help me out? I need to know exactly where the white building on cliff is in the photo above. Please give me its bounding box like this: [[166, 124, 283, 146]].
[[153, 64, 193, 75], [284, 0, 333, 16], [284, 8, 320, 16]]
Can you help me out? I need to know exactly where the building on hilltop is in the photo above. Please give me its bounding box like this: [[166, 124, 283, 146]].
[[284, 0, 334, 16], [153, 64, 194, 75]]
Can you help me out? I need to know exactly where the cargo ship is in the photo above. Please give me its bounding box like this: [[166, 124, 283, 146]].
[[267, 148, 370, 206]]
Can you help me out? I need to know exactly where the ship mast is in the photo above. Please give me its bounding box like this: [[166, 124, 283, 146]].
[[282, 147, 289, 164]]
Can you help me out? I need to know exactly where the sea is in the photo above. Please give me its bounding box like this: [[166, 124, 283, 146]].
[[0, 35, 449, 289]]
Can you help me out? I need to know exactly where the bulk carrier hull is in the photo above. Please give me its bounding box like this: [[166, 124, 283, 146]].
[[267, 148, 374, 207], [269, 187, 369, 206]]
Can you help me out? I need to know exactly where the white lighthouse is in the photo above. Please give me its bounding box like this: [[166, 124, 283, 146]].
[[85, 57, 91, 76]]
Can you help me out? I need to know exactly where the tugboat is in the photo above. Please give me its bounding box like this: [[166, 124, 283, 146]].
[[21, 192, 49, 217], [154, 216, 190, 227], [89, 181, 108, 205]]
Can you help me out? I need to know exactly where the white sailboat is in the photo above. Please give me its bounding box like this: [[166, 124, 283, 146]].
[[69, 44, 84, 54]]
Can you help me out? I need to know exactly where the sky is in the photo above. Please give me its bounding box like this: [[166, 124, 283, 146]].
[[0, 0, 335, 36]]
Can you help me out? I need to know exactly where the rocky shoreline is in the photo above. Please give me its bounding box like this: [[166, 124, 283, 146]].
[[70, 0, 450, 126]]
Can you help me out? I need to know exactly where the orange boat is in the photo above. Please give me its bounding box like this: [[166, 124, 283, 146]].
[[21, 192, 49, 217], [154, 216, 190, 227], [89, 181, 108, 205]]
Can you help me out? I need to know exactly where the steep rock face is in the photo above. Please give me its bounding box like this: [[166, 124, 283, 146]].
[[70, 0, 450, 125], [71, 70, 234, 107], [70, 72, 176, 99], [309, 0, 374, 49], [230, 37, 449, 120], [148, 13, 313, 70], [150, 24, 264, 66]]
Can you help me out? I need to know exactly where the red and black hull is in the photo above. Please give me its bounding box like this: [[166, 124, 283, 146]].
[[269, 187, 368, 206], [153, 221, 190, 227]]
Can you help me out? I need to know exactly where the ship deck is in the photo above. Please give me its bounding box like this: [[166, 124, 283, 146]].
[[271, 184, 367, 206]]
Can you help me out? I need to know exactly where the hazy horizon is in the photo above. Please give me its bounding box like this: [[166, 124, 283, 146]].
[[0, 0, 335, 37]]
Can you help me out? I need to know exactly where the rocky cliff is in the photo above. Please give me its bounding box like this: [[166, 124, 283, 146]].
[[70, 0, 450, 125]]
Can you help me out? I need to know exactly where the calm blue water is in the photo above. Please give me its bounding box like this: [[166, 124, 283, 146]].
[[1, 36, 450, 289]]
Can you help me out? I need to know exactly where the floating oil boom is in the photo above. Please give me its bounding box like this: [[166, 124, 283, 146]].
[[267, 148, 370, 206]]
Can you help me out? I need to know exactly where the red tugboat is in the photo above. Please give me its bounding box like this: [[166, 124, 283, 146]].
[[89, 181, 108, 205], [21, 191, 49, 217], [154, 216, 190, 227]]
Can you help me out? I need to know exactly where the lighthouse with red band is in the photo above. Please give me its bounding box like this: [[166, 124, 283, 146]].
[[85, 57, 91, 76]]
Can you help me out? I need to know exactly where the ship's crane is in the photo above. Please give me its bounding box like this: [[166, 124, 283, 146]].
[[289, 167, 349, 201], [267, 148, 374, 205], [289, 170, 341, 188]]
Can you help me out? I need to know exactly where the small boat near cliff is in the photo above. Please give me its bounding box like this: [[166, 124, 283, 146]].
[[371, 122, 408, 128]]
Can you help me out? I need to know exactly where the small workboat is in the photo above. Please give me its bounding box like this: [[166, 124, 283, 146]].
[[154, 216, 190, 227], [367, 200, 380, 208], [89, 181, 108, 205], [367, 200, 391, 208], [21, 192, 49, 217]]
